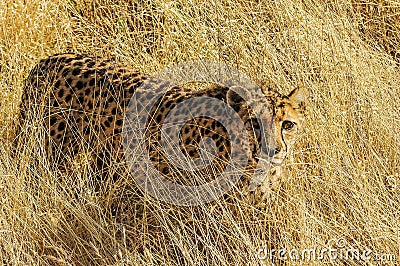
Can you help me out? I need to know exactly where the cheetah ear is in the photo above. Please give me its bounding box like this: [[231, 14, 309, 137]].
[[288, 86, 308, 106]]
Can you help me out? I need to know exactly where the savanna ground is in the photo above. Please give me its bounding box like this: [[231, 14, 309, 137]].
[[1, 0, 400, 265]]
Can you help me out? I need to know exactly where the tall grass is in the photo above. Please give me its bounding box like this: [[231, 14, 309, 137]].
[[1, 0, 399, 265]]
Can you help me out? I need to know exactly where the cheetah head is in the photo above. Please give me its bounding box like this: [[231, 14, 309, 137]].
[[226, 85, 308, 167], [270, 86, 308, 164]]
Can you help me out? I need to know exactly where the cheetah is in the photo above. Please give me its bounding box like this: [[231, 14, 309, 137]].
[[15, 53, 307, 199]]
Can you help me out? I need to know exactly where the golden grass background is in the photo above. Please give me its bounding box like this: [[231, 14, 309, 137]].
[[1, 0, 399, 265]]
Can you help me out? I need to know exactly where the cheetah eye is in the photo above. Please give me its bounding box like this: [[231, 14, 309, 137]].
[[282, 120, 295, 131]]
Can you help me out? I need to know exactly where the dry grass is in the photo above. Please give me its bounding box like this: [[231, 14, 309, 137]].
[[1, 0, 400, 265]]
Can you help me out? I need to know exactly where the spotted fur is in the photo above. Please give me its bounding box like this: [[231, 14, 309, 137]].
[[16, 53, 307, 191]]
